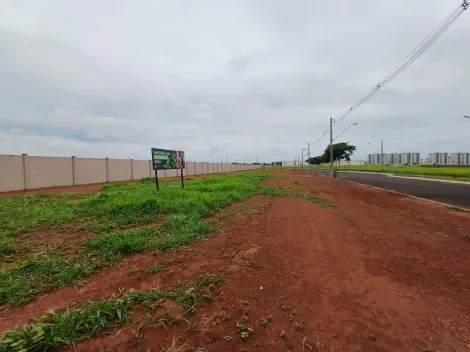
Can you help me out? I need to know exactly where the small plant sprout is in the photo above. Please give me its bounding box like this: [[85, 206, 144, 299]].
[[260, 316, 271, 327], [236, 320, 254, 341]]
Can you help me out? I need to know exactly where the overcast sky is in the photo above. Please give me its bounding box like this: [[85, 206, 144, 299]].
[[1, 0, 469, 162]]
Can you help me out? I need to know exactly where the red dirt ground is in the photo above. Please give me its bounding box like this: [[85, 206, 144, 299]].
[[2, 170, 470, 351]]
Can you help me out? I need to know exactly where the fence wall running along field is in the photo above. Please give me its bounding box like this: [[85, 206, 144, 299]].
[[0, 154, 262, 192]]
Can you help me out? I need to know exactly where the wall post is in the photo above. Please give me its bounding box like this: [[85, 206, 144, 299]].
[[71, 156, 76, 185], [105, 158, 109, 182], [130, 159, 134, 180], [22, 153, 29, 190]]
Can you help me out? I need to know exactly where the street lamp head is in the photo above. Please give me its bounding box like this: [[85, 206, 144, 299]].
[[353, 122, 358, 126], [464, 116, 470, 119]]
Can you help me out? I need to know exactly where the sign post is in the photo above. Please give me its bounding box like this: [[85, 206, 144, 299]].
[[151, 148, 185, 191], [155, 170, 159, 191]]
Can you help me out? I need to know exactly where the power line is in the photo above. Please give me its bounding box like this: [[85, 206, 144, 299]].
[[311, 0, 468, 138]]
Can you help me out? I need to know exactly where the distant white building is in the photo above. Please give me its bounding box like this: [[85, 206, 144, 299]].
[[367, 153, 420, 165], [282, 160, 297, 166], [346, 160, 366, 166], [429, 152, 470, 165]]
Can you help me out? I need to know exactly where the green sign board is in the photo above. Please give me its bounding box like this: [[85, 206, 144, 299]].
[[151, 148, 185, 170]]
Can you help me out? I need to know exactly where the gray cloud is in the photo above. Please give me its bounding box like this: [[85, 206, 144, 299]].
[[0, 0, 469, 163]]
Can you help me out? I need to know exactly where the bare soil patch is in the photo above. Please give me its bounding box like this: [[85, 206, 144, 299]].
[[3, 170, 470, 351]]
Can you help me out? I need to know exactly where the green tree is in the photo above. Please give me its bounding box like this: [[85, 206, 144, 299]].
[[307, 156, 326, 165], [322, 142, 356, 165]]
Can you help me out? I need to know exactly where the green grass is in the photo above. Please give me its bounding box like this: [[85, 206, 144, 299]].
[[141, 259, 173, 275], [262, 187, 282, 197], [0, 273, 223, 352], [0, 173, 268, 307], [333, 165, 470, 181]]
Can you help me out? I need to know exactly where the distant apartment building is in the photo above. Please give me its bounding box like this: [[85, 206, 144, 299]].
[[367, 152, 420, 165], [428, 152, 470, 165]]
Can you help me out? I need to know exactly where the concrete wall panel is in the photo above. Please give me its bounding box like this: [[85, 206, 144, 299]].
[[187, 162, 195, 176], [195, 163, 202, 175], [133, 160, 151, 180], [28, 156, 73, 189], [74, 158, 107, 185], [156, 169, 166, 179], [0, 155, 24, 192], [108, 159, 132, 182]]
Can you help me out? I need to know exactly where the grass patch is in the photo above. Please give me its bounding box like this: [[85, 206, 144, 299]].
[[0, 273, 224, 351], [0, 173, 268, 307], [0, 254, 102, 306], [142, 259, 174, 275], [262, 187, 282, 197]]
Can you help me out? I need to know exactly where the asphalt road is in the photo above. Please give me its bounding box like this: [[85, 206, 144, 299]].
[[307, 170, 470, 209]]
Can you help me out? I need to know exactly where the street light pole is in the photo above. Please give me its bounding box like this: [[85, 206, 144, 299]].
[[332, 122, 359, 142], [330, 117, 334, 177]]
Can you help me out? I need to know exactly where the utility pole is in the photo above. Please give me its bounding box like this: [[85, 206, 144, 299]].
[[298, 154, 300, 168], [381, 139, 384, 169], [301, 148, 307, 171], [226, 155, 228, 164], [329, 117, 334, 177], [307, 143, 310, 167]]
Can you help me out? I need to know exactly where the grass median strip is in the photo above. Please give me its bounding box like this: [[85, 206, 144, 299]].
[[0, 173, 268, 307], [0, 273, 224, 352], [333, 165, 470, 181]]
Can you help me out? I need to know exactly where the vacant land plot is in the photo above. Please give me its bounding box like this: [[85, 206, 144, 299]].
[[1, 170, 470, 351], [333, 165, 470, 181]]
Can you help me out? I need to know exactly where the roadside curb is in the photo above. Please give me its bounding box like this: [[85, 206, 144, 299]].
[[340, 178, 470, 212]]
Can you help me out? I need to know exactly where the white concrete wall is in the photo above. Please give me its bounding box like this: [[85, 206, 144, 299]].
[[28, 156, 73, 189], [195, 163, 202, 175], [74, 158, 107, 185], [108, 159, 132, 182], [0, 155, 24, 192], [133, 160, 151, 179], [187, 162, 196, 176], [0, 154, 262, 192]]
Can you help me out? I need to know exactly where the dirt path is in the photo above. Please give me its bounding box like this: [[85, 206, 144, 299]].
[[3, 170, 470, 351]]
